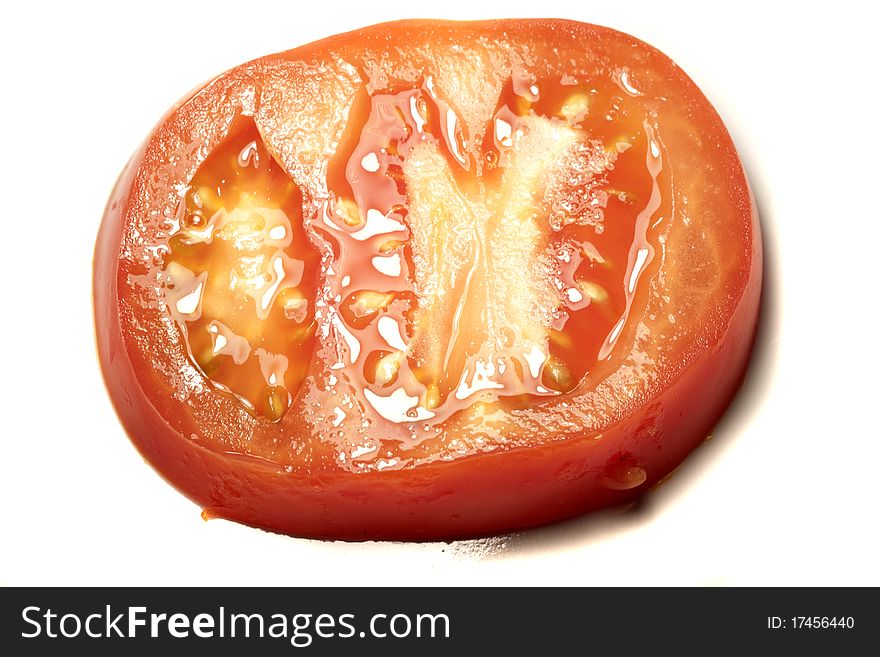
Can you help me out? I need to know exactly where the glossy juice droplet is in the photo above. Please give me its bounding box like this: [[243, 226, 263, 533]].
[[600, 453, 648, 490]]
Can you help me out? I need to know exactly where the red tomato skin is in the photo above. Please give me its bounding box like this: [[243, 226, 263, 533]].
[[94, 20, 762, 540]]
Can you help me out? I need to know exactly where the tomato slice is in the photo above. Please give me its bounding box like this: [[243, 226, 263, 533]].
[[94, 19, 761, 539]]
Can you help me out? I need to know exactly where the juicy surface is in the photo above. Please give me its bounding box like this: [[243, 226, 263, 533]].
[[115, 20, 753, 473]]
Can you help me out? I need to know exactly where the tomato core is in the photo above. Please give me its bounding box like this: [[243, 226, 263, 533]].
[[166, 68, 666, 429]]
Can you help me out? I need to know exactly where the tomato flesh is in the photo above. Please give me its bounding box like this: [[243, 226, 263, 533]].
[[94, 19, 761, 539], [169, 70, 662, 430]]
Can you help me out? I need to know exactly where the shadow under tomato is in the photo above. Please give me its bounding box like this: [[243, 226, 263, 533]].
[[452, 147, 781, 561]]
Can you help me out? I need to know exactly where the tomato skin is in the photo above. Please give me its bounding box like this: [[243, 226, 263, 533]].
[[94, 19, 761, 540]]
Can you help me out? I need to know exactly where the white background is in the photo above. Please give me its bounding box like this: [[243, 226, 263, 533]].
[[1, 0, 877, 586]]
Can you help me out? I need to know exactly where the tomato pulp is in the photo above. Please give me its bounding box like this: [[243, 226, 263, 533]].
[[94, 19, 761, 539]]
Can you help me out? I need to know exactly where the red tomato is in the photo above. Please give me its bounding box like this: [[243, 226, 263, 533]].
[[94, 19, 761, 539]]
